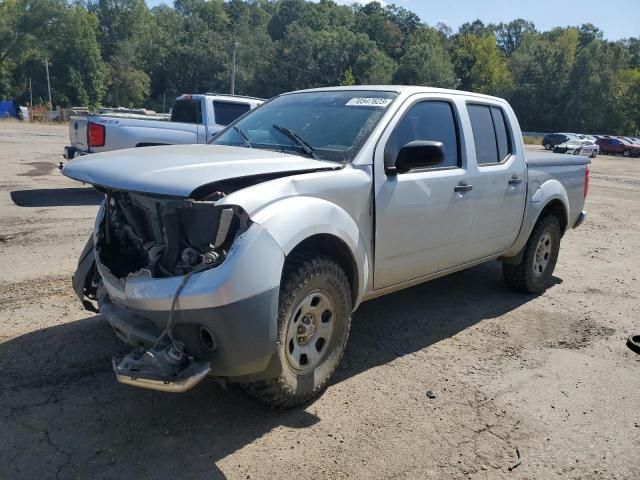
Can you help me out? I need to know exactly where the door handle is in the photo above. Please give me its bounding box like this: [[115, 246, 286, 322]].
[[509, 176, 523, 185], [454, 183, 473, 193]]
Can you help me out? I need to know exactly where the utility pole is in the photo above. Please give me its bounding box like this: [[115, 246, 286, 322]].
[[230, 42, 239, 95], [44, 58, 52, 110], [163, 91, 166, 113], [29, 77, 33, 107]]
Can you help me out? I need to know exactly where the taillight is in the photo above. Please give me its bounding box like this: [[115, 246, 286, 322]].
[[88, 122, 105, 147], [584, 165, 590, 198]]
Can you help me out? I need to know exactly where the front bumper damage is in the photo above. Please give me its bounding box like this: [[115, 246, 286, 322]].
[[113, 343, 212, 393], [75, 192, 285, 392]]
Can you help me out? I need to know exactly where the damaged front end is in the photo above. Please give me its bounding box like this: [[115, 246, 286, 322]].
[[98, 189, 246, 281], [80, 188, 253, 393]]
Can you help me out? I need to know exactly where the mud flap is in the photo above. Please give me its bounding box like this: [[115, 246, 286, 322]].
[[73, 235, 99, 312]]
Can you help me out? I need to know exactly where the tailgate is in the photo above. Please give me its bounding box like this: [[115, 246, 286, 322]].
[[69, 116, 89, 150]]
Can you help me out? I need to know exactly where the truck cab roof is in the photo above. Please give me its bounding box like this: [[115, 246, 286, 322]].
[[176, 93, 264, 105], [289, 85, 508, 103]]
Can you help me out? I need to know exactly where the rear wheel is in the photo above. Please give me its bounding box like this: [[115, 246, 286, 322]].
[[544, 143, 552, 150], [503, 215, 561, 294], [591, 149, 597, 158], [244, 253, 352, 408]]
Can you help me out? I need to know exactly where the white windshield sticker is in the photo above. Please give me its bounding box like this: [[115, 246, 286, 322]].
[[345, 97, 392, 107]]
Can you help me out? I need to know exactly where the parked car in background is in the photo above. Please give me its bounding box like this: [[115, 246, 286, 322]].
[[63, 86, 591, 406], [542, 133, 576, 150], [596, 137, 640, 157], [63, 94, 264, 159], [554, 139, 598, 158], [578, 134, 597, 142]]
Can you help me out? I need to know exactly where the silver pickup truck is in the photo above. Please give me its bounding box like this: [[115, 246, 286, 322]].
[[63, 94, 263, 159], [63, 86, 590, 407]]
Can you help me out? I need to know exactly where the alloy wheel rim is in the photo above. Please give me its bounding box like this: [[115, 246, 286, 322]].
[[533, 232, 553, 277], [285, 290, 335, 374]]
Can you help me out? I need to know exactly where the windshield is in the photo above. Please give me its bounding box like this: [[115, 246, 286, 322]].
[[210, 90, 397, 163]]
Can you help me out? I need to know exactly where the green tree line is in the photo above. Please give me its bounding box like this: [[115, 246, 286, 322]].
[[1, 0, 639, 133]]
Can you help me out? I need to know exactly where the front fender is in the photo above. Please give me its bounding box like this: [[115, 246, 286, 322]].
[[502, 178, 569, 259], [250, 196, 370, 306]]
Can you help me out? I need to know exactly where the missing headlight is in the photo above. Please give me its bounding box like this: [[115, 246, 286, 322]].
[[96, 191, 249, 279]]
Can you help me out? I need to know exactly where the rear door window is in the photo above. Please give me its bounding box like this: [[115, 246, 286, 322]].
[[171, 99, 202, 124], [490, 107, 512, 162], [467, 104, 513, 165], [213, 101, 251, 126], [467, 105, 498, 165]]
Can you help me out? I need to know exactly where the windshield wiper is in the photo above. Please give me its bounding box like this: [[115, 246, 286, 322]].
[[272, 123, 318, 159], [232, 125, 252, 148]]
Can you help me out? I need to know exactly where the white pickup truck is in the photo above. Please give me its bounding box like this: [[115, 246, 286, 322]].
[[63, 86, 590, 407], [63, 94, 263, 159]]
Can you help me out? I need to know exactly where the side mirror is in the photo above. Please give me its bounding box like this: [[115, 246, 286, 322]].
[[393, 140, 445, 172]]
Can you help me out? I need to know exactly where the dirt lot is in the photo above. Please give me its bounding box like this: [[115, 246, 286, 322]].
[[1, 122, 639, 479]]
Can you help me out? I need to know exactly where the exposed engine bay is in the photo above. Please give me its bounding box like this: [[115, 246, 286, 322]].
[[96, 189, 249, 280]]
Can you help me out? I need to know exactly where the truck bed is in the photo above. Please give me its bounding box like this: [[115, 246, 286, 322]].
[[67, 115, 200, 157], [525, 149, 591, 167]]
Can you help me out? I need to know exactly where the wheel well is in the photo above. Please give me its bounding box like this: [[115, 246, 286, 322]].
[[539, 199, 567, 234], [286, 234, 359, 307]]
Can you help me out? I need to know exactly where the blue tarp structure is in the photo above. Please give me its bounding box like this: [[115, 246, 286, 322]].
[[0, 100, 18, 119]]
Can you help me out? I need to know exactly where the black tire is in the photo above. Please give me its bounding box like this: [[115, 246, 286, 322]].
[[591, 150, 597, 158], [623, 149, 631, 157], [503, 215, 561, 294], [544, 143, 552, 150], [244, 253, 352, 408], [627, 335, 640, 355]]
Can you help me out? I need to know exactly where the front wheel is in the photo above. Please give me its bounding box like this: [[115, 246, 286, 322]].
[[544, 143, 552, 150], [591, 150, 597, 158], [244, 253, 352, 407], [623, 149, 631, 157], [503, 215, 561, 294]]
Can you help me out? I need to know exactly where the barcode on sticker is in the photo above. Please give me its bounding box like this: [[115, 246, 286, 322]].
[[345, 97, 392, 107]]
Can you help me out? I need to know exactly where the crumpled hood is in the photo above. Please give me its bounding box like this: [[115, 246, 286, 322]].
[[62, 144, 339, 197]]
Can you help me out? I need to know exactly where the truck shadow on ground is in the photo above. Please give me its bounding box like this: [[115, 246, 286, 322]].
[[0, 262, 552, 479], [10, 187, 104, 207]]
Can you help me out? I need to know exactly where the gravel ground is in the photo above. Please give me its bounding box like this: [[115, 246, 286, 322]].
[[1, 122, 639, 480]]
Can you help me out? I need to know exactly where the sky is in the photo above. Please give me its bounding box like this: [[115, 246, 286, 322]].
[[145, 0, 640, 41]]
